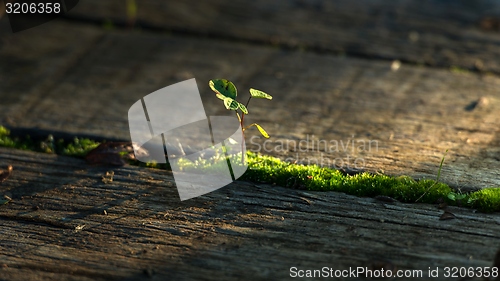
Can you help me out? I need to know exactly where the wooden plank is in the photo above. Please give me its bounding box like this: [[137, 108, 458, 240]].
[[0, 147, 499, 281], [0, 17, 105, 114], [66, 0, 500, 73], [1, 20, 499, 190]]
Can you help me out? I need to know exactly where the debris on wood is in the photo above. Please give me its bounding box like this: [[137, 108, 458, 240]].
[[102, 171, 115, 184], [85, 142, 147, 166], [0, 195, 12, 205], [439, 211, 456, 220], [0, 165, 12, 183], [75, 225, 86, 232], [299, 197, 311, 205]]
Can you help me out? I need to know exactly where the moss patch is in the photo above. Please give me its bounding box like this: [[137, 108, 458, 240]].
[[0, 126, 99, 156], [1, 126, 499, 212], [243, 152, 500, 212]]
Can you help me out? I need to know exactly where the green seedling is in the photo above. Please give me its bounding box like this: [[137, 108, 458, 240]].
[[447, 191, 466, 201], [209, 79, 272, 161], [447, 191, 467, 201], [209, 79, 272, 137], [448, 190, 479, 206]]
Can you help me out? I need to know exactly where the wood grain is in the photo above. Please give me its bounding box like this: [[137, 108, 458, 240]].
[[67, 0, 500, 73], [1, 147, 499, 280]]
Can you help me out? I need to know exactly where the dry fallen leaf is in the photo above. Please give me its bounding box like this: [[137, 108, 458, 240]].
[[439, 211, 456, 220], [85, 142, 147, 166]]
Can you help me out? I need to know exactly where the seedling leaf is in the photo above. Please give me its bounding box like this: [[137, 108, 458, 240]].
[[210, 79, 237, 99], [223, 97, 239, 111], [215, 93, 225, 100], [249, 88, 272, 100], [238, 102, 248, 114], [245, 123, 270, 138], [255, 124, 269, 138], [439, 211, 456, 220]]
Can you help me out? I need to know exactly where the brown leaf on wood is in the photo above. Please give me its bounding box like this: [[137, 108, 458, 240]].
[[86, 152, 126, 166], [85, 142, 144, 166], [0, 165, 13, 183], [439, 211, 456, 220]]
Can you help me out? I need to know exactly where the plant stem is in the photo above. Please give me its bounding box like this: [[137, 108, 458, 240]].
[[240, 97, 253, 163], [240, 112, 245, 164], [245, 96, 252, 108]]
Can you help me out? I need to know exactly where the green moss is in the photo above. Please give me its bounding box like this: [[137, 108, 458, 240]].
[[243, 152, 455, 205], [465, 188, 500, 213], [1, 126, 499, 213], [0, 127, 36, 150], [62, 138, 100, 157], [243, 152, 500, 213], [0, 126, 99, 157]]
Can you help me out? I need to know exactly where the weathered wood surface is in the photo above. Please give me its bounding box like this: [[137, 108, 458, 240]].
[[0, 147, 499, 281], [1, 18, 500, 190], [67, 0, 500, 73], [1, 3, 500, 280]]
